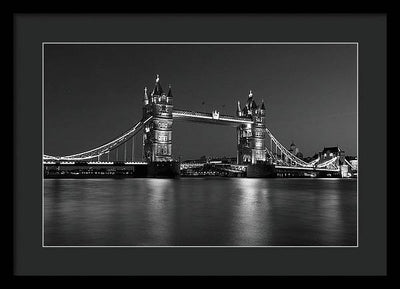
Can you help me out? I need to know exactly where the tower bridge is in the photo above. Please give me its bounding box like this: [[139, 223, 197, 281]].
[[44, 75, 352, 178]]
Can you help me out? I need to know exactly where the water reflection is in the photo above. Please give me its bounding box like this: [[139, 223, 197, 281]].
[[231, 179, 271, 245], [144, 179, 174, 245], [44, 178, 357, 246]]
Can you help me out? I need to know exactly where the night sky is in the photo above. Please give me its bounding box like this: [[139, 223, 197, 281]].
[[44, 44, 357, 160]]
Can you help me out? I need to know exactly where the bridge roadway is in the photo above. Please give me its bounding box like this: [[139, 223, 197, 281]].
[[172, 109, 253, 126]]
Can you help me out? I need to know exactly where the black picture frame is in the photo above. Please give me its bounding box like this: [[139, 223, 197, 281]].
[[13, 13, 387, 276]]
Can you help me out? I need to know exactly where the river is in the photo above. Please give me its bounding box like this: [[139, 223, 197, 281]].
[[44, 178, 357, 246]]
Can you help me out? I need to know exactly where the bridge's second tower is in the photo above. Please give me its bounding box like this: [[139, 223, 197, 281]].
[[142, 75, 174, 162], [236, 91, 267, 164]]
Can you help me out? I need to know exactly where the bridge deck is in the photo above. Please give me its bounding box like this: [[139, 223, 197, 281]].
[[172, 109, 252, 126]]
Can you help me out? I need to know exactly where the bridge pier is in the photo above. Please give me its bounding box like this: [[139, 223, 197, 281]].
[[246, 163, 276, 178], [147, 161, 180, 178]]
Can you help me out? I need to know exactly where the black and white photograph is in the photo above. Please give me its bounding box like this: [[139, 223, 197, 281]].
[[42, 42, 358, 247]]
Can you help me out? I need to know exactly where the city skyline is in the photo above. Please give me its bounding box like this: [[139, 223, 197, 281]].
[[44, 43, 357, 160]]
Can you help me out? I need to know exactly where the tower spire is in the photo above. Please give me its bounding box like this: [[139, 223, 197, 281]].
[[167, 84, 173, 98], [237, 100, 242, 116], [152, 74, 163, 95], [246, 90, 253, 108], [143, 86, 149, 104], [261, 99, 265, 110]]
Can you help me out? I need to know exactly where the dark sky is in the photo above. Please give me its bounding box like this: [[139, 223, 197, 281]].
[[44, 44, 357, 160]]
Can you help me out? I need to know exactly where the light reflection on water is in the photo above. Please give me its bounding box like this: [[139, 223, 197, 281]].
[[44, 178, 357, 246]]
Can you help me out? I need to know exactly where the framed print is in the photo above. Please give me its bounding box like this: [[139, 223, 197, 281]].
[[14, 13, 387, 276]]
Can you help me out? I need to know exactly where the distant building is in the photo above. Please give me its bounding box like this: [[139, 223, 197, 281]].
[[288, 141, 304, 159], [345, 155, 357, 161], [182, 156, 236, 164], [319, 146, 346, 165], [345, 156, 358, 170], [303, 153, 319, 163], [303, 156, 312, 163], [199, 155, 207, 163], [208, 156, 237, 164], [182, 157, 207, 164], [350, 159, 358, 170]]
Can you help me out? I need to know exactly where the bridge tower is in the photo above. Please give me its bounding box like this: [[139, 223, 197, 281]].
[[142, 75, 174, 162], [236, 91, 267, 164]]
